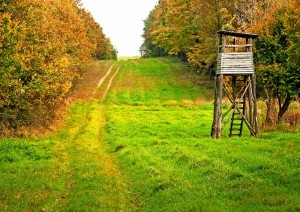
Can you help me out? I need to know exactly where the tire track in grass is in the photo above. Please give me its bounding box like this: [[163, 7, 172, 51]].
[[93, 64, 115, 95], [101, 66, 121, 101], [63, 102, 132, 211], [51, 61, 132, 210]]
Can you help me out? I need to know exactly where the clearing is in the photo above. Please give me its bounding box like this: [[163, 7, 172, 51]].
[[0, 58, 299, 211]]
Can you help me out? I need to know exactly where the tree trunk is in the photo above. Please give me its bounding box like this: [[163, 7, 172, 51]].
[[277, 94, 291, 124], [265, 98, 276, 125], [264, 88, 276, 126]]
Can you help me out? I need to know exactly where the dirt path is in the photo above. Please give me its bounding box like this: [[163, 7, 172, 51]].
[[55, 61, 132, 210], [93, 64, 115, 95], [101, 66, 121, 100], [0, 61, 132, 211], [92, 62, 122, 101]]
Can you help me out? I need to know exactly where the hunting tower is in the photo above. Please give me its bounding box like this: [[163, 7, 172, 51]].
[[139, 45, 147, 58], [211, 30, 259, 138]]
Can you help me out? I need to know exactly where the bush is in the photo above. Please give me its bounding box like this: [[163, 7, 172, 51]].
[[0, 0, 115, 136]]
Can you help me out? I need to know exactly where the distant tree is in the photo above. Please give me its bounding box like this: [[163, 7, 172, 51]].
[[142, 0, 237, 71], [103, 38, 118, 60], [142, 7, 167, 57]]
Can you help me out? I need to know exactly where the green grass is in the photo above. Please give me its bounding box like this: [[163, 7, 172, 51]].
[[104, 58, 300, 211], [0, 62, 131, 211], [0, 58, 299, 211], [0, 101, 133, 211]]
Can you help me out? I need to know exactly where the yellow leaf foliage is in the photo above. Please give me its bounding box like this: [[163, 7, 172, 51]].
[[0, 0, 116, 135]]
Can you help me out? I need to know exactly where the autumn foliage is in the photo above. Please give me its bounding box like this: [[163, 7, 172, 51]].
[[0, 0, 117, 135], [143, 0, 300, 127]]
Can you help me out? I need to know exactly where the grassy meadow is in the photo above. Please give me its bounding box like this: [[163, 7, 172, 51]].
[[0, 58, 299, 211]]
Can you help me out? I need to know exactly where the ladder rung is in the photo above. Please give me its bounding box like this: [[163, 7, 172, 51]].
[[221, 44, 253, 48], [232, 118, 243, 120], [232, 124, 241, 126], [230, 134, 242, 136], [231, 128, 241, 131]]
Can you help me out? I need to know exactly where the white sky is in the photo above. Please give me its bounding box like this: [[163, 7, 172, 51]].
[[81, 0, 158, 56]]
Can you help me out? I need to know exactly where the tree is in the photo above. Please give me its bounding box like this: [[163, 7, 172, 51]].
[[143, 0, 237, 71], [252, 0, 300, 124], [143, 0, 300, 127], [142, 8, 167, 57], [0, 0, 116, 135]]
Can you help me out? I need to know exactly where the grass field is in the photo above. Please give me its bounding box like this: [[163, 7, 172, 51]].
[[0, 58, 299, 211]]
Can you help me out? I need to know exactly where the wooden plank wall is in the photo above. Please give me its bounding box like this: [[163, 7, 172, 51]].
[[217, 52, 254, 75]]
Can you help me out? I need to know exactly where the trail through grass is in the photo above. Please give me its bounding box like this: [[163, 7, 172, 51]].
[[0, 61, 133, 211], [104, 58, 300, 211], [0, 58, 299, 211]]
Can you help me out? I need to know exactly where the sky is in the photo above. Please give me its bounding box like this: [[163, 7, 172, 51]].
[[81, 0, 158, 57]]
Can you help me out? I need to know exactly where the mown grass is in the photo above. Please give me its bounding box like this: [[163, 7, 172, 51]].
[[0, 58, 299, 211], [105, 58, 212, 106], [104, 58, 300, 211], [0, 61, 131, 211]]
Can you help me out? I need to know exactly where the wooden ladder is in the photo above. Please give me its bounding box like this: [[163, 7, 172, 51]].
[[229, 77, 246, 137], [229, 100, 245, 136]]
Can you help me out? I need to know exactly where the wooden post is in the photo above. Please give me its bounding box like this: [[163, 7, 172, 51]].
[[212, 33, 225, 138], [211, 76, 218, 138], [251, 74, 259, 137], [232, 76, 236, 99], [241, 75, 247, 136], [216, 74, 223, 139], [246, 38, 254, 130], [211, 74, 223, 138], [233, 38, 236, 52], [248, 76, 254, 128], [219, 34, 223, 53], [222, 35, 226, 53]]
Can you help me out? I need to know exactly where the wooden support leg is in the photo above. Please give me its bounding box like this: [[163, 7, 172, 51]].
[[211, 75, 223, 139], [251, 74, 259, 137], [216, 75, 223, 139], [211, 77, 218, 138], [248, 76, 254, 129]]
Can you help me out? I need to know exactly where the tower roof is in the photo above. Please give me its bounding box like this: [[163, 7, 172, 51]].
[[217, 30, 259, 39]]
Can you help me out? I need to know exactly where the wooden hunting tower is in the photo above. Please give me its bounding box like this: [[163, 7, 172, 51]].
[[140, 45, 147, 58], [211, 30, 259, 138]]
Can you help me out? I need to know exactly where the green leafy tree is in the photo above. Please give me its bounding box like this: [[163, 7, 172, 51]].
[[253, 1, 300, 124], [142, 8, 167, 57]]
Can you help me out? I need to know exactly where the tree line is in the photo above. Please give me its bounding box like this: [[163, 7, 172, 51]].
[[143, 0, 300, 126], [0, 0, 117, 135]]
